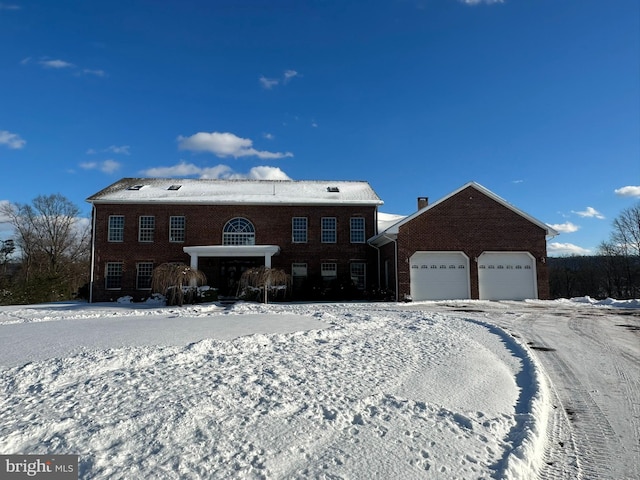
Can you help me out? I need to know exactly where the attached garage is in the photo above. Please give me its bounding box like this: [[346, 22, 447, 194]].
[[478, 252, 537, 300], [409, 251, 470, 301]]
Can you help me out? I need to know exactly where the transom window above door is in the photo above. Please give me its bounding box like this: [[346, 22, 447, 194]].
[[223, 217, 256, 245]]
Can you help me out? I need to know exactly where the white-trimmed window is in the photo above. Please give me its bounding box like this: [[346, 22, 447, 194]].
[[292, 217, 308, 243], [223, 217, 255, 245], [321, 217, 337, 243], [292, 263, 308, 289], [321, 262, 337, 282], [169, 216, 186, 243], [350, 217, 365, 243], [138, 216, 155, 242], [105, 262, 123, 289], [350, 262, 366, 290], [136, 262, 154, 290], [108, 215, 124, 242]]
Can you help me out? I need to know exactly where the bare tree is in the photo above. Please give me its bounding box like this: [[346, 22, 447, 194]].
[[0, 194, 90, 302], [598, 202, 640, 298]]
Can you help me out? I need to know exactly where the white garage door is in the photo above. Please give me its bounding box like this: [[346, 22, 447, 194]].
[[410, 252, 470, 301], [478, 252, 537, 300]]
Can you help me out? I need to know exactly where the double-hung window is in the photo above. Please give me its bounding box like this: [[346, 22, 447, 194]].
[[350, 262, 366, 290], [350, 217, 365, 243], [108, 215, 124, 242], [105, 262, 123, 289], [292, 217, 308, 243], [169, 216, 186, 243], [136, 262, 154, 289], [138, 216, 155, 242], [321, 217, 337, 243], [321, 262, 337, 283]]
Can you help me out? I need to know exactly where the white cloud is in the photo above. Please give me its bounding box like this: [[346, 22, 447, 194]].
[[548, 222, 579, 234], [260, 70, 300, 89], [460, 0, 504, 5], [0, 3, 20, 10], [245, 166, 291, 180], [83, 69, 106, 77], [283, 70, 299, 83], [259, 76, 279, 89], [614, 186, 640, 198], [263, 133, 274, 140], [140, 162, 291, 181], [547, 242, 591, 256], [39, 59, 75, 69], [573, 207, 605, 220], [79, 159, 121, 174], [0, 130, 26, 149], [106, 145, 130, 155], [177, 131, 293, 159]]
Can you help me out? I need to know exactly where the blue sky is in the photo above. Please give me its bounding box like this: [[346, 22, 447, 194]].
[[1, 0, 638, 256]]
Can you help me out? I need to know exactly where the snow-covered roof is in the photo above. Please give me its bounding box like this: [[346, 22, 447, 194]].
[[377, 212, 407, 232], [87, 178, 384, 206], [369, 181, 558, 246]]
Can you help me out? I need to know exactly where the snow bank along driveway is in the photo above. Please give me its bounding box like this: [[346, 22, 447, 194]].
[[1, 300, 632, 479]]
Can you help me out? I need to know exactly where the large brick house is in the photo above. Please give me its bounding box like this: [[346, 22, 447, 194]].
[[86, 178, 556, 303], [86, 178, 382, 302]]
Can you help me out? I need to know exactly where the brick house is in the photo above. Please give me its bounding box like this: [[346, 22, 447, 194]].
[[368, 182, 558, 301], [86, 178, 556, 303], [86, 178, 382, 302]]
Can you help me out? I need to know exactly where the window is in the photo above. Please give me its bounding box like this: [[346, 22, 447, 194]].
[[105, 262, 123, 289], [350, 262, 366, 290], [321, 217, 337, 243], [108, 215, 124, 242], [292, 217, 308, 243], [136, 262, 154, 289], [138, 216, 155, 242], [292, 263, 308, 290], [350, 217, 365, 243], [321, 263, 337, 282], [170, 216, 186, 243], [223, 218, 255, 245]]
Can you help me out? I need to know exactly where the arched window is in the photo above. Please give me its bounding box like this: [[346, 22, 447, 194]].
[[223, 218, 255, 245]]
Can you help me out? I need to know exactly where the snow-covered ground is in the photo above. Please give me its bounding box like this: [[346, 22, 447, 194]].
[[0, 298, 638, 479]]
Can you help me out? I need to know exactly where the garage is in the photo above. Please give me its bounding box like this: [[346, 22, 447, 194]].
[[478, 252, 537, 300], [409, 251, 470, 301]]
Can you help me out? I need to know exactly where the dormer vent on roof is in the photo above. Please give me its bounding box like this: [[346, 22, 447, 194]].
[[127, 184, 144, 191], [327, 186, 340, 193], [168, 184, 182, 190]]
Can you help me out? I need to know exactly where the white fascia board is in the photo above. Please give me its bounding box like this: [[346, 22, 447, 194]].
[[373, 181, 558, 239]]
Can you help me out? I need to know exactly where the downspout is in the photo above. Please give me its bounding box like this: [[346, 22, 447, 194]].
[[89, 204, 96, 303]]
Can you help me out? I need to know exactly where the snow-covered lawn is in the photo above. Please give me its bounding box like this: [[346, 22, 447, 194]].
[[0, 298, 637, 479]]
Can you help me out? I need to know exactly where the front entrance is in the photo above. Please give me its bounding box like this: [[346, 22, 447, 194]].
[[199, 257, 263, 297]]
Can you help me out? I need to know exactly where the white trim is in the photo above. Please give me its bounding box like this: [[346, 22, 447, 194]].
[[369, 182, 558, 247], [183, 245, 280, 269]]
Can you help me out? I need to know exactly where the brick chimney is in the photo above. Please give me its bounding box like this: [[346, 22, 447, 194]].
[[417, 197, 429, 210]]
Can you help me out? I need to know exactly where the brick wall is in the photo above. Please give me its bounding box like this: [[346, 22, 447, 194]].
[[90, 203, 378, 301], [391, 186, 550, 300]]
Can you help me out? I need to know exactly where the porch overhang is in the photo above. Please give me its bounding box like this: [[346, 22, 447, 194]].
[[183, 245, 281, 268]]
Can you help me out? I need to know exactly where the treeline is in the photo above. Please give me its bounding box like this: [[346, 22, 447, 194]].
[[548, 255, 640, 300]]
